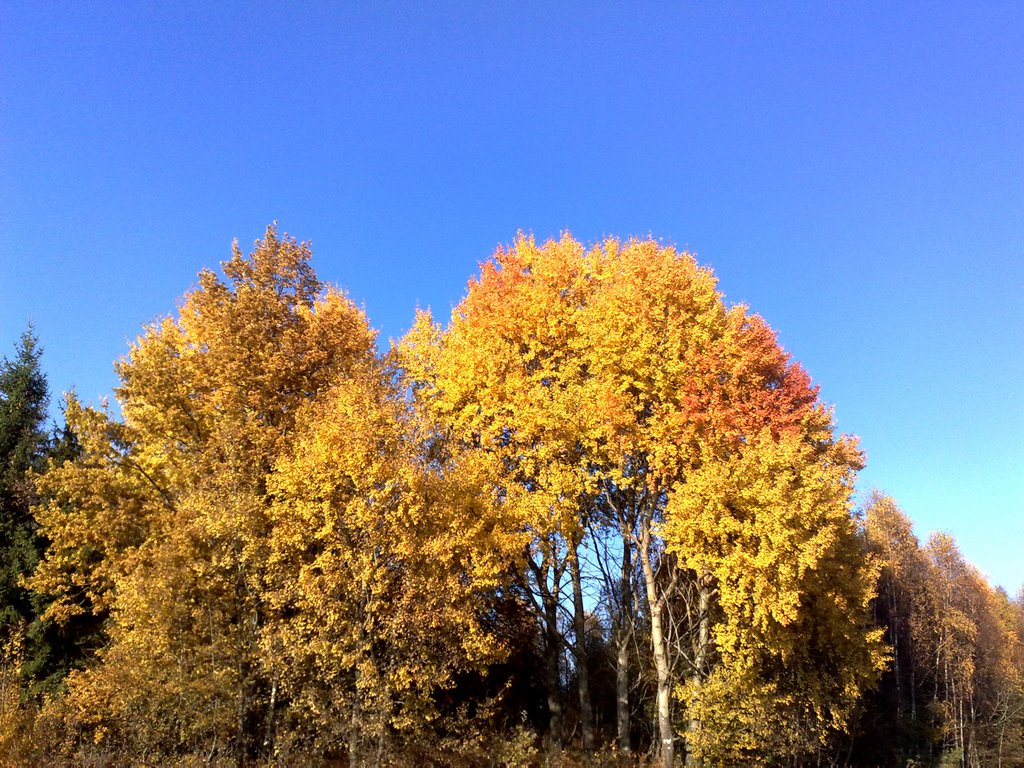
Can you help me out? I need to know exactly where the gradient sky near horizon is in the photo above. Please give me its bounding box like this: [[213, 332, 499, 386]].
[[2, 2, 1021, 590]]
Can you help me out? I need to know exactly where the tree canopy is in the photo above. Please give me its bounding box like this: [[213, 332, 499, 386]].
[[0, 228, 1019, 767]]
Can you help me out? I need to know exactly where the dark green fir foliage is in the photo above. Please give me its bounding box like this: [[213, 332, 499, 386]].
[[0, 329, 50, 632]]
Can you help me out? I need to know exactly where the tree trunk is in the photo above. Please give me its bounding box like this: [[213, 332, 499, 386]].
[[262, 677, 277, 756], [544, 586, 564, 754], [639, 527, 674, 768], [570, 547, 596, 754], [616, 525, 633, 754], [892, 589, 903, 718], [653, 647, 674, 768], [909, 621, 917, 721], [235, 639, 248, 768], [526, 543, 566, 758], [685, 578, 711, 767], [349, 685, 362, 768], [349, 652, 362, 767], [616, 633, 630, 753]]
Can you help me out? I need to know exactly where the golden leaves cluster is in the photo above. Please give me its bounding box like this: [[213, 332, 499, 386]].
[[402, 232, 884, 760]]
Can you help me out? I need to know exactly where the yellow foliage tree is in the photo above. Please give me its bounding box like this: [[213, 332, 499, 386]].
[[402, 232, 883, 766], [264, 365, 522, 763], [665, 432, 885, 764], [861, 494, 1024, 767], [924, 532, 1024, 766], [30, 226, 377, 761]]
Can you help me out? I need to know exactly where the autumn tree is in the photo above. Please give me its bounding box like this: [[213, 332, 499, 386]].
[[1002, 590, 1024, 766], [665, 431, 883, 764], [24, 224, 1016, 766], [576, 238, 882, 765], [857, 494, 1024, 768], [263, 361, 522, 763], [29, 227, 377, 762], [855, 493, 944, 764], [923, 532, 1023, 766], [972, 583, 1024, 766], [401, 233, 883, 766]]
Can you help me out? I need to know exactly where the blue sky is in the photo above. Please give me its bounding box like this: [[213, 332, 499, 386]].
[[1, 2, 1021, 590]]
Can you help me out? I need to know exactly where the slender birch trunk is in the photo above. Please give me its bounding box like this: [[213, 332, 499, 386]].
[[638, 520, 674, 768], [685, 577, 711, 767]]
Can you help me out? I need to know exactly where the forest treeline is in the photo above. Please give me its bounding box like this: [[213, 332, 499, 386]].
[[1, 227, 1021, 767]]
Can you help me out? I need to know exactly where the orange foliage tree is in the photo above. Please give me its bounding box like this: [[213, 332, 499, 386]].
[[401, 233, 883, 766]]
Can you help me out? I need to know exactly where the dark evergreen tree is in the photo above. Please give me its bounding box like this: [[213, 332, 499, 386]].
[[0, 329, 50, 633]]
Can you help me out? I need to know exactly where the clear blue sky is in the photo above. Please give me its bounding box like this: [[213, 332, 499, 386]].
[[2, 2, 1021, 590]]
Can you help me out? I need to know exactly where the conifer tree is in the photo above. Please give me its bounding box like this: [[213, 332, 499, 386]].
[[0, 329, 50, 633]]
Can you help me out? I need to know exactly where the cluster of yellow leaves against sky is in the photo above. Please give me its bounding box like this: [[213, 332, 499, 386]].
[[400, 233, 884, 745]]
